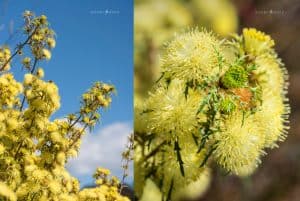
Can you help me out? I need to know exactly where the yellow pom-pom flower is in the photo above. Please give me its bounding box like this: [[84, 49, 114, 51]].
[[161, 29, 224, 83], [42, 48, 51, 60], [0, 73, 23, 108], [0, 182, 17, 201], [36, 68, 45, 78], [243, 28, 275, 56], [146, 79, 202, 137], [0, 46, 11, 71], [213, 112, 266, 176], [0, 144, 5, 155], [22, 57, 31, 68], [47, 38, 56, 48]]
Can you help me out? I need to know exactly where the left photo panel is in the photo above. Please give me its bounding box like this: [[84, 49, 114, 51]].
[[0, 0, 133, 200]]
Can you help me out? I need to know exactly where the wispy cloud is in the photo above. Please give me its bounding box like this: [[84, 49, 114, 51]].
[[66, 122, 133, 185]]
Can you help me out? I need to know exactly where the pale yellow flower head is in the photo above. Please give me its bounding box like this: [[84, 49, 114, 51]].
[[254, 54, 287, 96], [243, 28, 275, 56], [255, 91, 289, 149], [161, 29, 224, 83], [214, 112, 265, 176], [252, 48, 289, 148], [146, 79, 201, 137]]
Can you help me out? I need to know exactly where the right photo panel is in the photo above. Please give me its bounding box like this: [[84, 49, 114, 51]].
[[134, 0, 299, 201]]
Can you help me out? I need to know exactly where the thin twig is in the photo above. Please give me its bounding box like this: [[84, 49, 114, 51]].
[[0, 26, 38, 71], [19, 58, 38, 111], [119, 134, 134, 193]]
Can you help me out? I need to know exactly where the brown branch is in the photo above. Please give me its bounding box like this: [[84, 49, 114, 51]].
[[120, 134, 134, 193], [68, 124, 88, 148], [0, 26, 38, 71], [144, 140, 167, 161]]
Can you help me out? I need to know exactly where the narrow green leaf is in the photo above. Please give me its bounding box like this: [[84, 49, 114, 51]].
[[174, 139, 185, 177]]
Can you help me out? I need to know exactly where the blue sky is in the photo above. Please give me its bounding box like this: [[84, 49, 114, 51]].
[[0, 0, 133, 187]]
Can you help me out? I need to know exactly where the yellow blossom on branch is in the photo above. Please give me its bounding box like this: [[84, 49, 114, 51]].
[[0, 11, 129, 201]]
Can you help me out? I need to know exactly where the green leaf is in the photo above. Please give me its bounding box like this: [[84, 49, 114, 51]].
[[174, 139, 185, 177], [200, 141, 218, 167], [166, 178, 174, 201], [197, 93, 211, 114]]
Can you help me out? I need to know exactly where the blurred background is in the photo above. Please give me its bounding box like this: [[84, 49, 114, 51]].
[[135, 0, 300, 200]]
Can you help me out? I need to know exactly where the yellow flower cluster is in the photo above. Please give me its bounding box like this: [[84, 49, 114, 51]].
[[79, 82, 114, 129], [0, 11, 129, 201], [161, 29, 225, 83], [78, 167, 129, 201], [0, 46, 11, 71], [24, 72, 60, 115], [213, 28, 289, 175], [23, 11, 56, 61], [135, 28, 289, 200], [0, 73, 23, 108], [0, 182, 17, 201]]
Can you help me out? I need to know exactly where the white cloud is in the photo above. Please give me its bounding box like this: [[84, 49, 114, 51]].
[[66, 122, 133, 182]]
